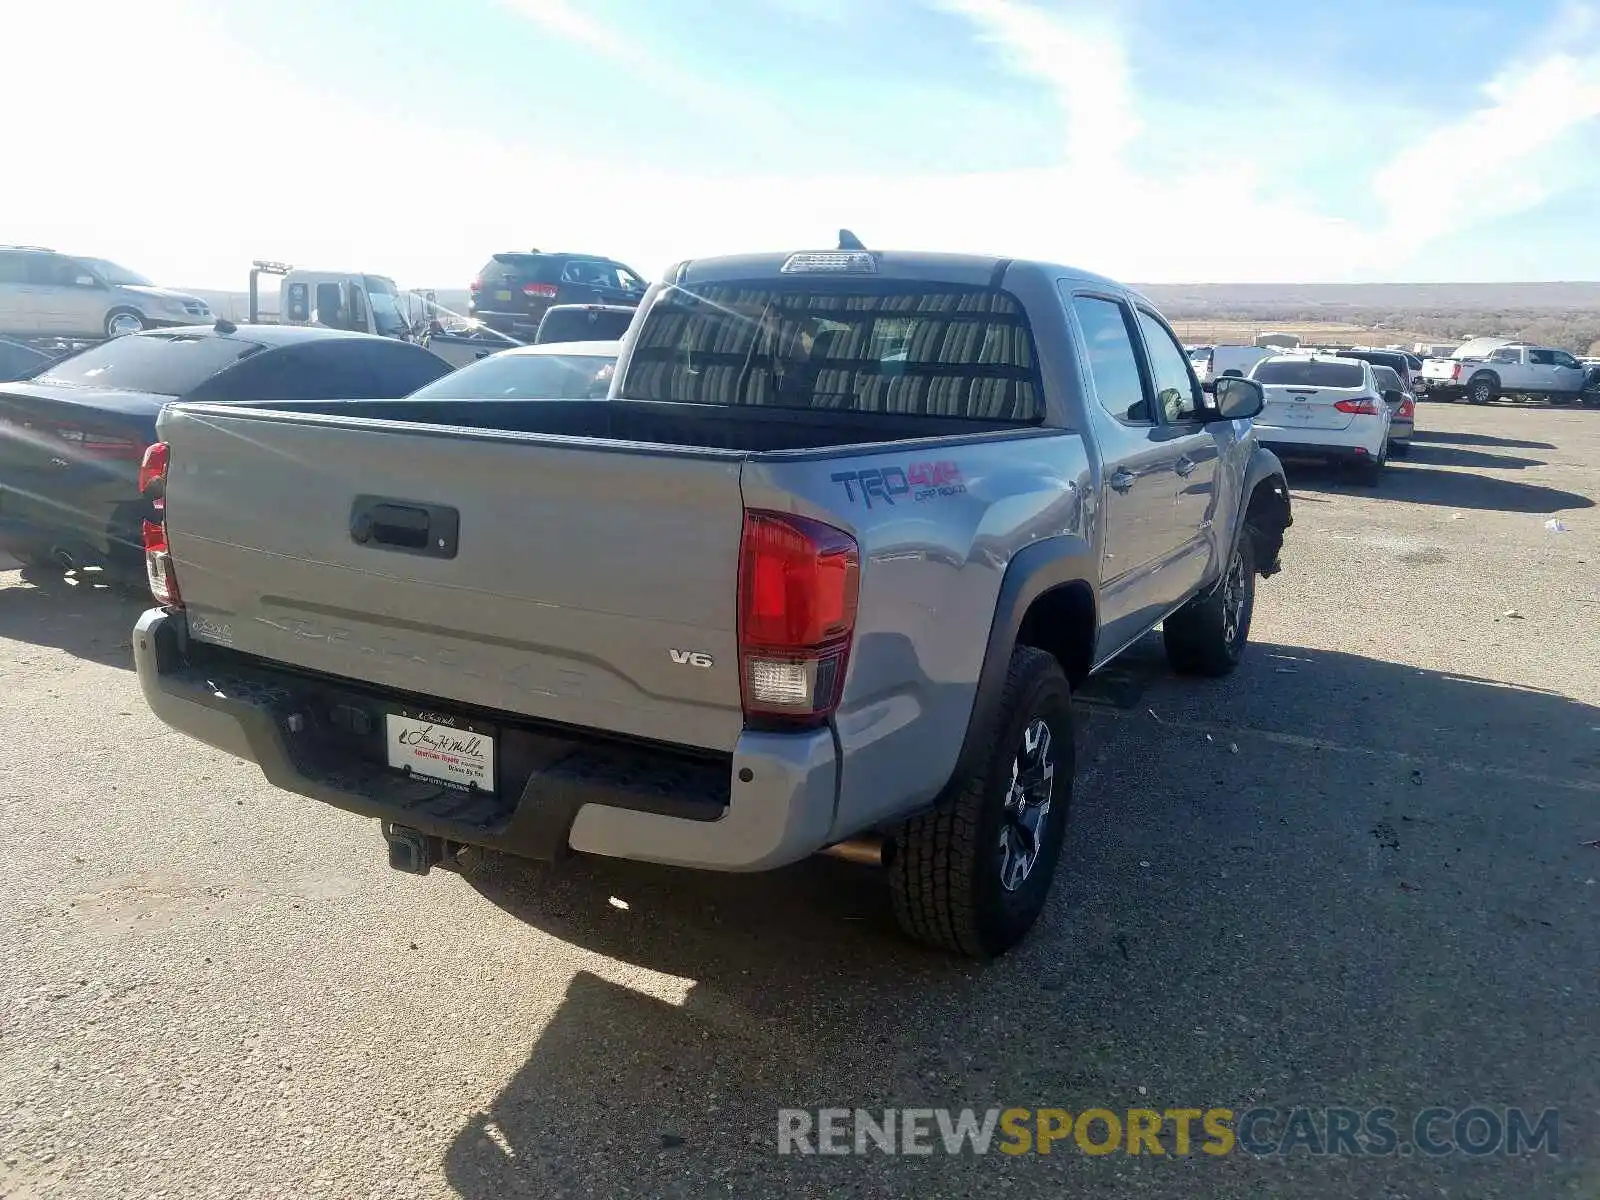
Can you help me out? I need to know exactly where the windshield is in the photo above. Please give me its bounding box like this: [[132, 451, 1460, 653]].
[[408, 350, 617, 399], [36, 333, 263, 395], [1252, 359, 1366, 388], [622, 280, 1043, 420], [77, 258, 153, 287], [362, 276, 409, 337]]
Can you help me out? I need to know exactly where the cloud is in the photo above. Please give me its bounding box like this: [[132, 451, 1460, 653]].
[[1372, 44, 1600, 250], [932, 0, 1141, 171], [493, 0, 774, 132], [3, 0, 1598, 289]]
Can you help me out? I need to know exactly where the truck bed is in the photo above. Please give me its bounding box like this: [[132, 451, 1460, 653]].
[[233, 397, 1032, 454]]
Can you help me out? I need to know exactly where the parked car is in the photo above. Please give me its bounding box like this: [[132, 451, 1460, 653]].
[[1369, 364, 1415, 455], [132, 244, 1294, 959], [0, 246, 213, 340], [1249, 354, 1393, 484], [0, 323, 452, 579], [1333, 347, 1418, 389], [405, 340, 620, 400], [1416, 342, 1591, 405], [0, 336, 57, 381], [1210, 345, 1274, 380], [468, 251, 647, 337], [533, 303, 637, 346]]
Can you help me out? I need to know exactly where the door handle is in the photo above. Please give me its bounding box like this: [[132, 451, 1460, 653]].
[[1110, 468, 1136, 492], [1175, 456, 1197, 477]]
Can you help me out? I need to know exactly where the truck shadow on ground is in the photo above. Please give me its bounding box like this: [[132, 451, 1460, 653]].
[[0, 566, 147, 669], [1410, 428, 1556, 451], [1279, 460, 1593, 513], [1392, 443, 1544, 470], [445, 640, 1599, 1197]]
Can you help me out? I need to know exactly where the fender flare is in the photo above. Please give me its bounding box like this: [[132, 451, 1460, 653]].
[[1237, 445, 1292, 573], [950, 535, 1098, 784]]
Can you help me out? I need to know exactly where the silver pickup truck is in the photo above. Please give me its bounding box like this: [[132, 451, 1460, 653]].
[[132, 246, 1293, 958]]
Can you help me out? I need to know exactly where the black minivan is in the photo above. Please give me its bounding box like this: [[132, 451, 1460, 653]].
[[468, 251, 647, 336]]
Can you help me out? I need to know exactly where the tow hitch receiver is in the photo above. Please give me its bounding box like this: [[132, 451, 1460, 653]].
[[383, 822, 446, 875]]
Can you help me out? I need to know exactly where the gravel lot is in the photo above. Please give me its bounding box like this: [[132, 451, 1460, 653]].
[[2, 402, 1596, 1199]]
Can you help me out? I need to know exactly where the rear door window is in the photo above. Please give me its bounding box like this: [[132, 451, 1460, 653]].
[[1069, 294, 1150, 424], [623, 280, 1043, 421]]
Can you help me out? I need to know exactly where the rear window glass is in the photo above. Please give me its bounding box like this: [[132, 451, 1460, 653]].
[[491, 254, 560, 283], [1252, 359, 1364, 388], [408, 351, 616, 399], [621, 281, 1043, 421], [536, 307, 636, 345], [35, 333, 263, 395]]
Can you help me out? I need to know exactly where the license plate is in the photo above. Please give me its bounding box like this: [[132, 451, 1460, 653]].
[[494, 289, 513, 301], [385, 710, 496, 792]]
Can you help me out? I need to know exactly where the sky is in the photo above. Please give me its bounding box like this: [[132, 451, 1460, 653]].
[[4, 0, 1600, 291]]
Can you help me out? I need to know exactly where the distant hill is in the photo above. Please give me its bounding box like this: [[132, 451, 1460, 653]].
[[1134, 281, 1600, 313]]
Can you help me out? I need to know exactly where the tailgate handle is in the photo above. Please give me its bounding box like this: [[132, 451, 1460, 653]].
[[350, 495, 460, 559]]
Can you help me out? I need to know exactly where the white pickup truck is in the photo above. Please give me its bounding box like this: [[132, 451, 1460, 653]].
[[1417, 342, 1598, 405]]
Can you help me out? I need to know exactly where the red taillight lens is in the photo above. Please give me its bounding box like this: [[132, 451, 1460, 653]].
[[138, 441, 169, 498], [138, 442, 180, 607], [522, 282, 559, 299], [470, 278, 483, 292], [142, 519, 181, 606], [1451, 363, 1463, 381], [1398, 398, 1415, 419], [738, 510, 860, 726], [1334, 398, 1381, 415]]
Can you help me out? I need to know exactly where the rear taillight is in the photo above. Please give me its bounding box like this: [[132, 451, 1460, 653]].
[[1334, 398, 1381, 415], [737, 510, 860, 728], [522, 282, 559, 299], [139, 441, 180, 607], [1398, 398, 1415, 419], [137, 440, 168, 498], [469, 278, 482, 292], [1451, 362, 1463, 382]]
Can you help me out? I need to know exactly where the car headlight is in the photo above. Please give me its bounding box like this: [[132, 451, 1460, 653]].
[[161, 297, 191, 314]]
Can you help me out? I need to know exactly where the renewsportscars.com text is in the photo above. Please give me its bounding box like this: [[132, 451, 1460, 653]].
[[777, 1106, 1560, 1158]]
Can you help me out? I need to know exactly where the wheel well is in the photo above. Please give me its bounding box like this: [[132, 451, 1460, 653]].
[[1469, 370, 1499, 387], [1015, 581, 1095, 688], [1244, 476, 1291, 576]]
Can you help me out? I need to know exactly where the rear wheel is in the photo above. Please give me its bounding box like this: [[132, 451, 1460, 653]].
[[1164, 531, 1257, 677], [1466, 374, 1498, 405], [889, 646, 1073, 958]]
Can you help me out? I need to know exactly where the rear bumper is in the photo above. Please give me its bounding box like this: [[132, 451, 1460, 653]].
[[133, 609, 839, 872], [1414, 380, 1462, 400], [1257, 439, 1377, 464], [0, 479, 145, 570]]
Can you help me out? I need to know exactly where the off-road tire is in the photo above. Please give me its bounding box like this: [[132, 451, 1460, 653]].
[[889, 646, 1073, 958], [1466, 374, 1498, 405], [1164, 529, 1257, 677]]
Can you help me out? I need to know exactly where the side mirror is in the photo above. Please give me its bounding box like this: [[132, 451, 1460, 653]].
[[1212, 376, 1265, 420], [74, 274, 99, 288], [1382, 388, 1404, 406]]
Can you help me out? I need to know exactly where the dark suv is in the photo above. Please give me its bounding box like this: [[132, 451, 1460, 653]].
[[1332, 347, 1416, 388], [468, 251, 647, 336]]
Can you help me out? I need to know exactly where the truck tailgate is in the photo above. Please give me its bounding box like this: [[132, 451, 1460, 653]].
[[158, 404, 748, 752]]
